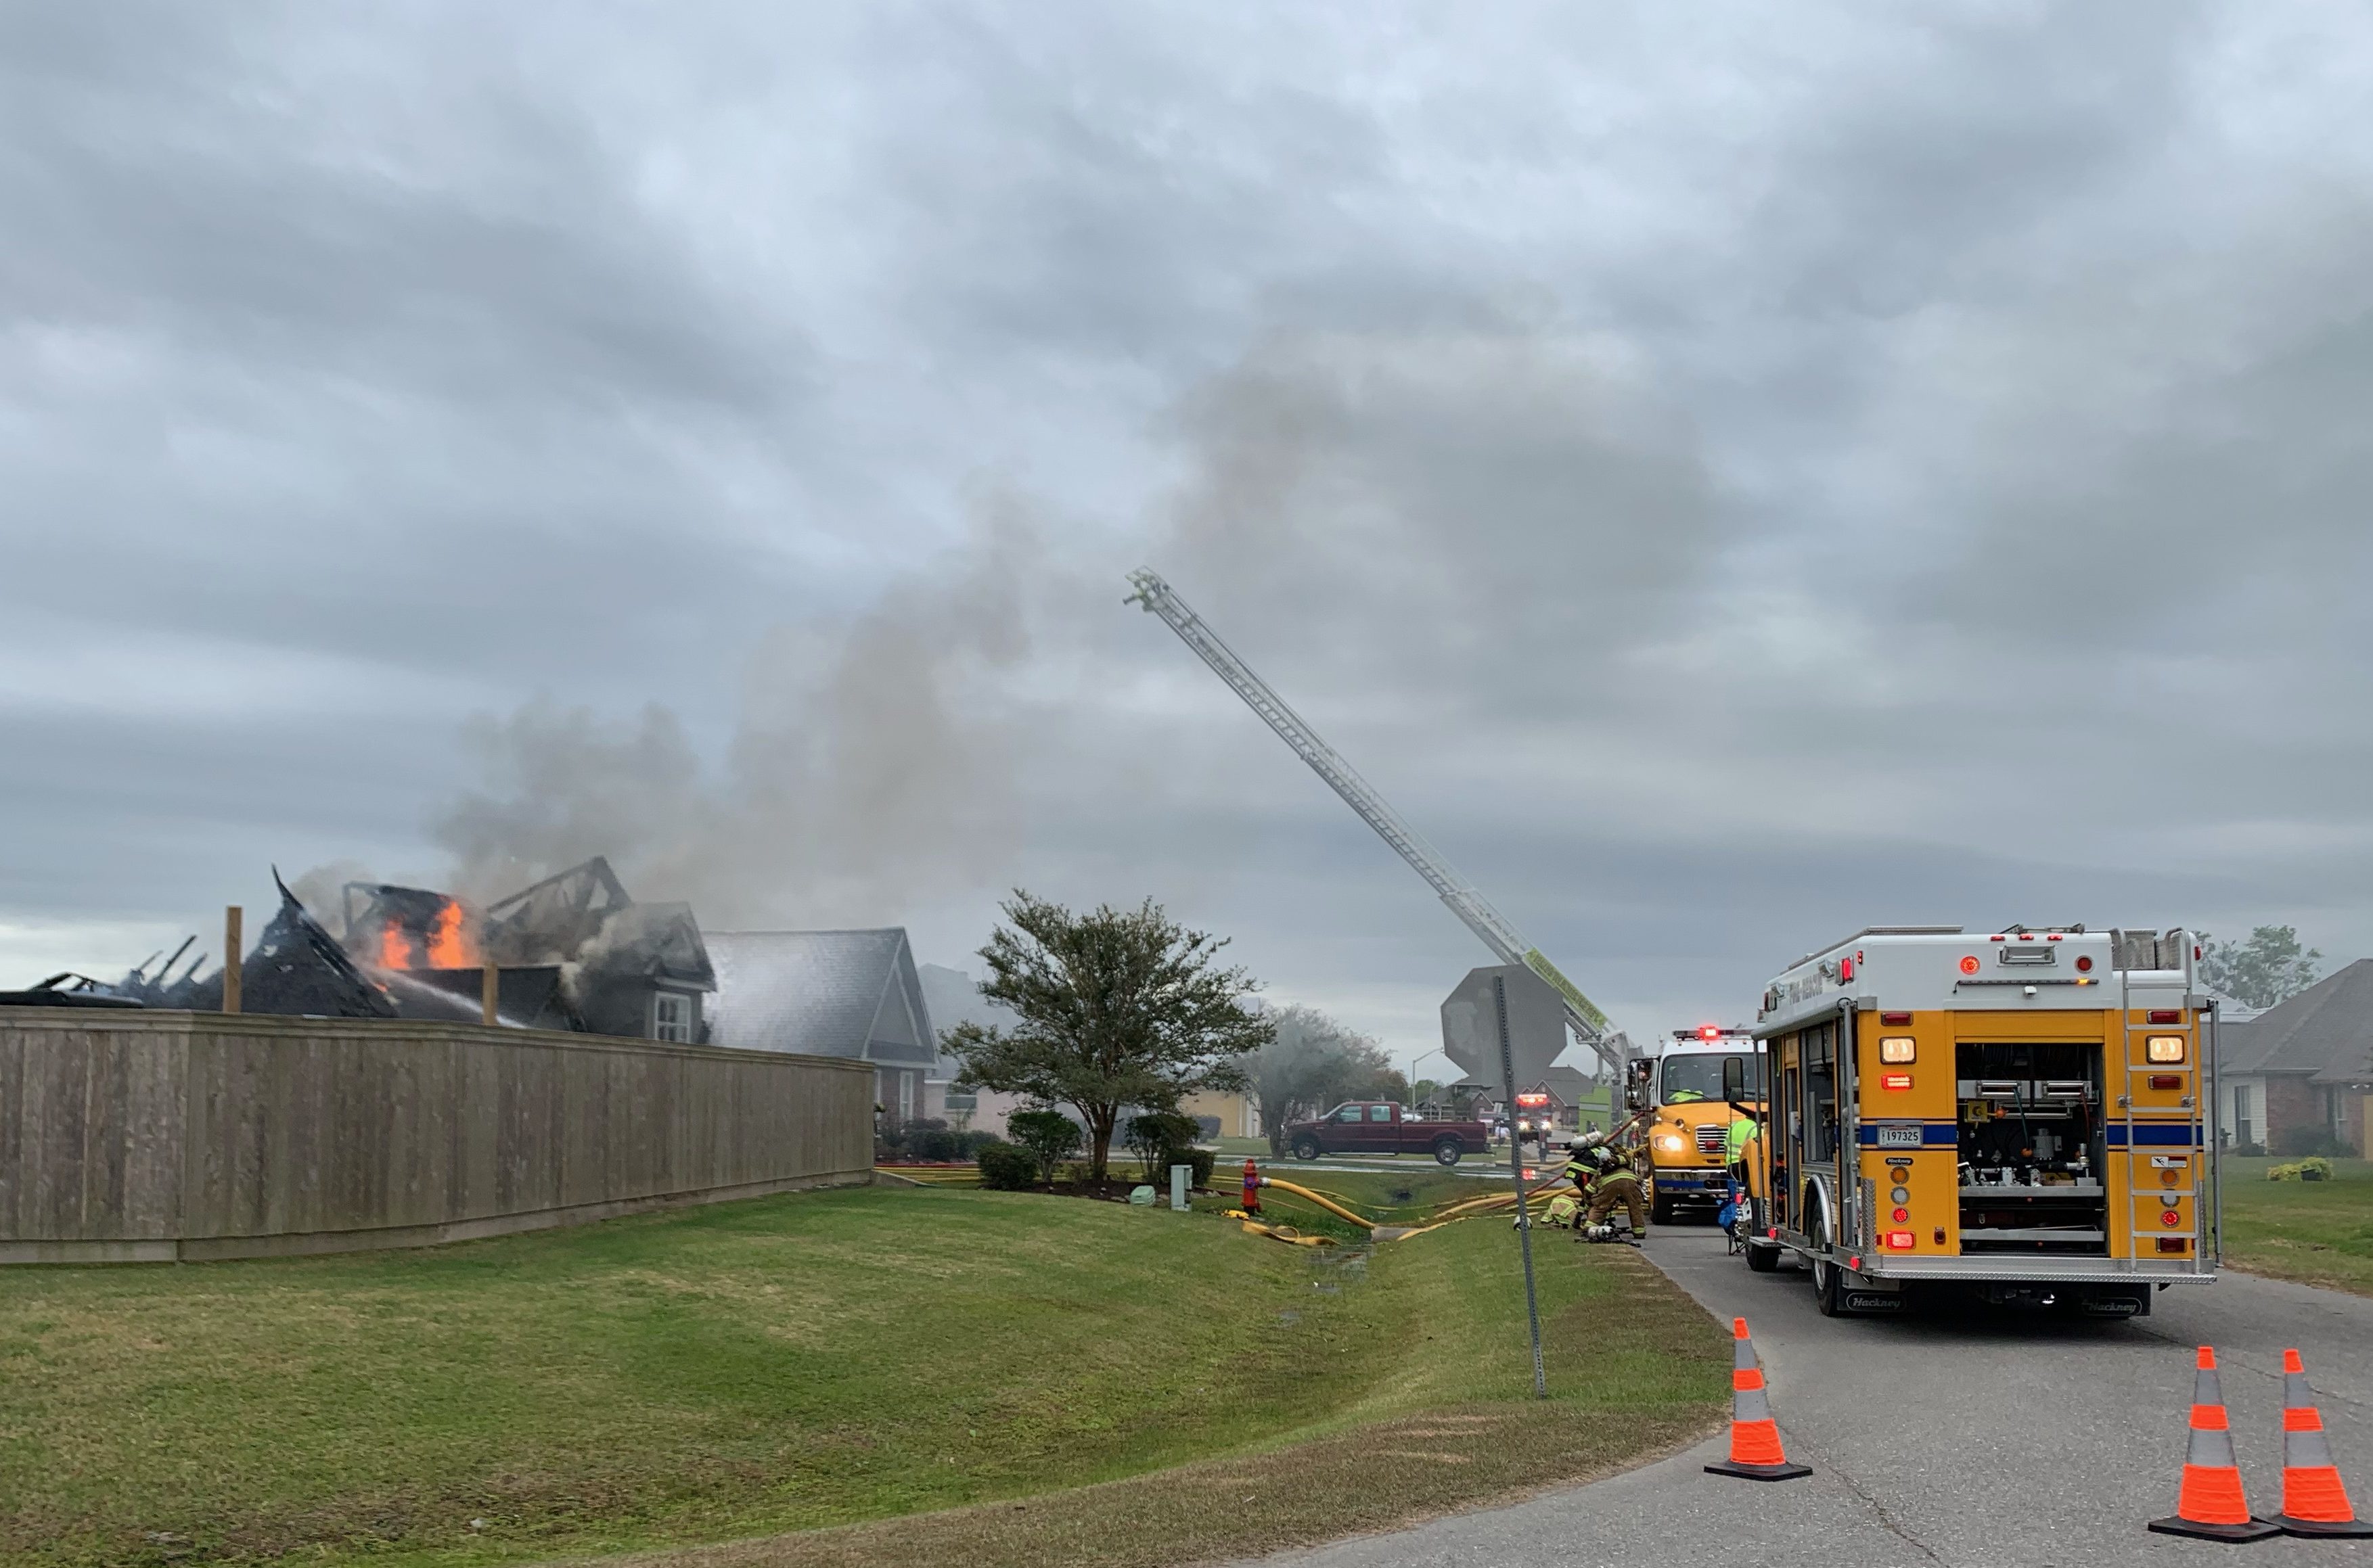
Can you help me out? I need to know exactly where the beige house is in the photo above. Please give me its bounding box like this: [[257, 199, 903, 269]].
[[1179, 1088, 1261, 1141]]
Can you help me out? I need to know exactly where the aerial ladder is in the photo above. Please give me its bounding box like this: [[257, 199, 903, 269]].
[[1125, 568, 1626, 1077]]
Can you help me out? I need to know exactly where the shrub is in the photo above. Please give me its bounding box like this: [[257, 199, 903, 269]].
[[2274, 1127, 2348, 1158], [976, 1143, 1039, 1191], [1007, 1109, 1085, 1182], [2269, 1157, 2335, 1182], [1126, 1111, 1205, 1183], [907, 1126, 961, 1161], [1185, 1146, 1216, 1189]]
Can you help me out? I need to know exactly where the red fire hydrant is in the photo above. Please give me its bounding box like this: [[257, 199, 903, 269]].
[[1242, 1157, 1261, 1215]]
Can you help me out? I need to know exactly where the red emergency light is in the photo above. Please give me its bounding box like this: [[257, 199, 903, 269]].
[[1698, 1025, 1720, 1040], [1514, 1092, 1550, 1107]]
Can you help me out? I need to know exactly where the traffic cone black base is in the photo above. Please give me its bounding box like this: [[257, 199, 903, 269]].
[[2273, 1515, 2373, 1538], [2145, 1516, 2280, 1542], [1704, 1458, 1813, 1481]]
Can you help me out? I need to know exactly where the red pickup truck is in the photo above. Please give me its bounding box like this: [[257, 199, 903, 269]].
[[1283, 1102, 1491, 1166]]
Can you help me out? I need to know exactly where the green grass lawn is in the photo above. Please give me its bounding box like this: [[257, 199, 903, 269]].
[[2219, 1155, 2373, 1295], [0, 1182, 1725, 1568]]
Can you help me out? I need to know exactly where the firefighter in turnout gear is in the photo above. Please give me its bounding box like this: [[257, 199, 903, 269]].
[[1570, 1132, 1648, 1243]]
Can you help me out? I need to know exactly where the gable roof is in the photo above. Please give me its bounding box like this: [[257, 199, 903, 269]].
[[1537, 1065, 1600, 1102], [2221, 959, 2373, 1081], [917, 963, 1019, 1078], [705, 928, 936, 1065]]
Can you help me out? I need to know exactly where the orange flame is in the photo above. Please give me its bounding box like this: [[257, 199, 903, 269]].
[[427, 900, 474, 968], [379, 922, 416, 970]]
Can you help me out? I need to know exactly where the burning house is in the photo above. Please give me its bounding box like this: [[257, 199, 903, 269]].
[[78, 857, 715, 1042]]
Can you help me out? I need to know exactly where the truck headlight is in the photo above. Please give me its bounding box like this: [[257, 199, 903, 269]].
[[1652, 1132, 1684, 1153]]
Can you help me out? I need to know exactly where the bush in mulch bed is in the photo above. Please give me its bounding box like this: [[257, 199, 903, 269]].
[[977, 1143, 1039, 1191]]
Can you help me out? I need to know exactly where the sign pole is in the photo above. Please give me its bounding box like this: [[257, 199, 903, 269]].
[[1497, 973, 1548, 1399]]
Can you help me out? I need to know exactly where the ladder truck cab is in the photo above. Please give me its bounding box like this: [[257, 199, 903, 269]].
[[1628, 1027, 1761, 1225], [1736, 925, 2222, 1318]]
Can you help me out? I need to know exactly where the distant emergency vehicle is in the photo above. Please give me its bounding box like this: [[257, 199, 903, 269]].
[[1738, 925, 2222, 1316], [1627, 1027, 1761, 1224]]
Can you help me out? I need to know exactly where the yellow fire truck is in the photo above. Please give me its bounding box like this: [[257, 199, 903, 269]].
[[1626, 1027, 1761, 1224], [1734, 925, 2221, 1316]]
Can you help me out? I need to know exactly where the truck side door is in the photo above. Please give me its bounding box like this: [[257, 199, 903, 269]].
[[1365, 1101, 1404, 1151], [1321, 1103, 1365, 1153]]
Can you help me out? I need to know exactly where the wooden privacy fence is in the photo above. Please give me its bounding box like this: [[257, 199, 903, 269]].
[[0, 1010, 876, 1264]]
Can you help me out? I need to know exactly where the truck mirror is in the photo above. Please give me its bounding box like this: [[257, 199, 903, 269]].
[[1623, 1059, 1652, 1111], [1721, 1057, 1746, 1107]]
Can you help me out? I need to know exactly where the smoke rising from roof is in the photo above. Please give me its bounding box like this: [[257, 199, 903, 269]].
[[432, 495, 1049, 928]]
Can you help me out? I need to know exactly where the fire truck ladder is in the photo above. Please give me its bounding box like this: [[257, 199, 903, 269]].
[[1125, 568, 1623, 1075]]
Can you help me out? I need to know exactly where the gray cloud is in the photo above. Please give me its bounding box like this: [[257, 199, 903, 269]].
[[5, 2, 2371, 1049]]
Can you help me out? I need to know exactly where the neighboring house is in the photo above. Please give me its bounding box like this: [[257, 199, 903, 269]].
[[1178, 1088, 1261, 1140], [2217, 960, 2373, 1156], [916, 962, 1029, 1135], [2203, 990, 2267, 1149], [707, 929, 938, 1127]]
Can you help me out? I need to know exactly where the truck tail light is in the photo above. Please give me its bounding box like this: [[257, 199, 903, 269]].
[[1885, 1231, 1915, 1249]]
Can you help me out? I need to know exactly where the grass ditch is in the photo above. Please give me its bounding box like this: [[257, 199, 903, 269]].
[[0, 1181, 1723, 1568]]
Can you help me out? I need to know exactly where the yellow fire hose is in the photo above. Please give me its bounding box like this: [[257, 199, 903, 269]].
[[1255, 1176, 1378, 1230]]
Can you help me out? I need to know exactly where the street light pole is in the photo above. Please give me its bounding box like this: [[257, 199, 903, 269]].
[[1408, 1047, 1452, 1112]]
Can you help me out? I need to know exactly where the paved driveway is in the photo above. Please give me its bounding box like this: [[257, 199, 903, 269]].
[[1258, 1230, 2373, 1566]]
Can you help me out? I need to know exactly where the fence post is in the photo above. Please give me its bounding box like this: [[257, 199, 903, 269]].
[[222, 906, 243, 1015]]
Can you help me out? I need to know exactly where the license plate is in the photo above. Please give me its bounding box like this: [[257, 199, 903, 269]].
[[1875, 1124, 1923, 1149]]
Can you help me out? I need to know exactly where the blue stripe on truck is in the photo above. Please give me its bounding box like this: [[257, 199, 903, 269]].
[[2106, 1124, 2199, 1147], [1855, 1124, 1960, 1147]]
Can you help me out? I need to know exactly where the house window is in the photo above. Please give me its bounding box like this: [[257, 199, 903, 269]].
[[944, 1089, 978, 1112], [652, 992, 692, 1043], [898, 1071, 915, 1123]]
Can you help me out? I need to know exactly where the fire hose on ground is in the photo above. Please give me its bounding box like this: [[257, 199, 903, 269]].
[[1228, 1159, 1581, 1245]]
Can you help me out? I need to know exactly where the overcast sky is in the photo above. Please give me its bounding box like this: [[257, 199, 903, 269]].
[[6, 3, 2370, 1063]]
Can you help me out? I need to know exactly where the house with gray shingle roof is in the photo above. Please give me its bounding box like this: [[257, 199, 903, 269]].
[[706, 929, 937, 1126], [2217, 959, 2373, 1156]]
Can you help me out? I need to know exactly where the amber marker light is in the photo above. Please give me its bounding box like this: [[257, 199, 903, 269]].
[[2145, 1036, 2186, 1064], [1880, 1036, 1915, 1064]]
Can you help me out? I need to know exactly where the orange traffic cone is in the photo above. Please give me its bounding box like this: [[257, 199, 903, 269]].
[[2148, 1347, 2279, 1541], [2272, 1349, 2373, 1538], [1704, 1317, 1810, 1481]]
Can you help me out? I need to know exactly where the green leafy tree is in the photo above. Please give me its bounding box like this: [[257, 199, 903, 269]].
[[1238, 1004, 1401, 1155], [2200, 925, 2324, 1011], [1004, 1107, 1083, 1183], [944, 892, 1267, 1182], [1125, 1111, 1202, 1183]]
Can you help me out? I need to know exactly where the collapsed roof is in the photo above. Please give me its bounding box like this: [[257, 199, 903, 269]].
[[91, 857, 710, 1034]]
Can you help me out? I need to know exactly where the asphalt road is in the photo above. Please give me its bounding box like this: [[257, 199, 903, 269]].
[[1258, 1228, 2373, 1567]]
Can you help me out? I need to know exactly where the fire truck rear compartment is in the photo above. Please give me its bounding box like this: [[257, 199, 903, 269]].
[[1955, 1041, 2107, 1256]]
